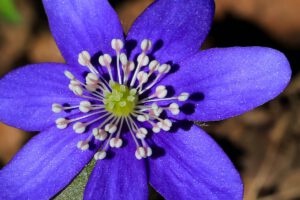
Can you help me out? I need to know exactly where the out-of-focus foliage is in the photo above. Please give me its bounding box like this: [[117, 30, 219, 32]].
[[0, 0, 21, 23]]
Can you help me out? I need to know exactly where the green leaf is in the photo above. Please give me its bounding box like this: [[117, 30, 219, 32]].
[[53, 159, 96, 200], [0, 0, 21, 23]]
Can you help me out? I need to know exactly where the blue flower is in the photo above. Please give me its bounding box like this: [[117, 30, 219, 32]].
[[0, 0, 291, 199]]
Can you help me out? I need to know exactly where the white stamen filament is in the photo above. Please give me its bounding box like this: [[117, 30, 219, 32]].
[[53, 38, 190, 160]]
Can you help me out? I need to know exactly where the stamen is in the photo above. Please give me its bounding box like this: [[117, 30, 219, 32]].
[[169, 103, 180, 115], [111, 39, 124, 51], [125, 117, 141, 147], [139, 64, 170, 94], [78, 51, 98, 74], [149, 60, 159, 72], [99, 54, 114, 81], [52, 103, 64, 113], [79, 101, 92, 113], [137, 114, 149, 122], [92, 128, 108, 141], [54, 38, 190, 160], [94, 151, 107, 160], [123, 61, 135, 84], [158, 64, 171, 74], [109, 137, 123, 148], [178, 92, 190, 101], [157, 119, 172, 131], [137, 71, 149, 90], [77, 140, 89, 151], [64, 70, 75, 80], [140, 92, 190, 103], [141, 39, 152, 52], [130, 53, 148, 86], [135, 147, 146, 159], [71, 85, 84, 96], [105, 123, 117, 134], [73, 122, 86, 134], [136, 127, 148, 139], [111, 39, 124, 84], [86, 73, 99, 85], [146, 146, 152, 157], [155, 85, 168, 98], [55, 118, 68, 129]]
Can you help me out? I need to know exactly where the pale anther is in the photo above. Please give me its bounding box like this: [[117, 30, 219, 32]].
[[86, 73, 99, 85], [111, 39, 124, 51], [105, 123, 117, 134], [149, 60, 160, 71], [120, 53, 128, 65], [109, 137, 123, 148], [137, 53, 150, 66], [158, 64, 171, 74], [137, 147, 147, 158], [158, 119, 172, 131], [127, 62, 135, 71], [136, 128, 148, 139], [169, 103, 180, 115], [73, 122, 86, 134], [137, 71, 148, 84], [85, 85, 97, 92], [146, 147, 153, 157], [79, 101, 92, 113], [55, 118, 68, 129], [178, 92, 190, 101], [152, 123, 161, 133], [137, 115, 149, 122], [68, 80, 81, 91], [72, 85, 83, 96], [156, 85, 168, 98], [64, 70, 75, 80], [94, 151, 107, 160], [141, 39, 152, 51], [78, 51, 91, 67], [99, 54, 112, 67], [135, 150, 142, 160], [77, 141, 89, 151], [92, 128, 108, 141], [153, 107, 163, 116], [52, 103, 63, 113]]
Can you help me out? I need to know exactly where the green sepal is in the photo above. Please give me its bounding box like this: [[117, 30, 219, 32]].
[[53, 159, 96, 200]]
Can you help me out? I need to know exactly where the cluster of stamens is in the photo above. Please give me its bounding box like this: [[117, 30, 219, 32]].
[[52, 39, 189, 160]]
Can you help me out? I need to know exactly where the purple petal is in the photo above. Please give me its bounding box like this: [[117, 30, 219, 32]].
[[149, 124, 243, 200], [0, 126, 96, 200], [126, 0, 214, 63], [162, 47, 291, 121], [0, 63, 82, 131], [84, 133, 148, 200], [42, 0, 124, 67]]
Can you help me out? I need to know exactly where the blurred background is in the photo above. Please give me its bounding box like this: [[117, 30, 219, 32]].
[[0, 0, 299, 199]]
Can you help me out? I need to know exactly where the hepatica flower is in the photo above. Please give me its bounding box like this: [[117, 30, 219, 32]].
[[0, 0, 291, 199]]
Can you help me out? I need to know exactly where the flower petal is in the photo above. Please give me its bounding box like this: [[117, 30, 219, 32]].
[[0, 126, 96, 200], [84, 134, 148, 200], [42, 0, 124, 66], [0, 63, 82, 131], [161, 47, 291, 121], [149, 124, 243, 200], [126, 0, 214, 63]]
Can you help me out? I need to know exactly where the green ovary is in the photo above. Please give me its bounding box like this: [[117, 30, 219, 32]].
[[104, 81, 138, 117]]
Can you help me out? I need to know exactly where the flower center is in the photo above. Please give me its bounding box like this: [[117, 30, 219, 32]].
[[52, 38, 189, 160], [104, 81, 138, 117]]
